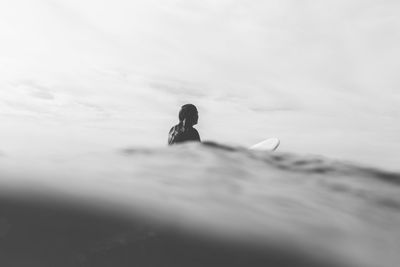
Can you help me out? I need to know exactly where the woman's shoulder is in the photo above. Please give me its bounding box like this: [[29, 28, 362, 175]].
[[187, 127, 200, 140]]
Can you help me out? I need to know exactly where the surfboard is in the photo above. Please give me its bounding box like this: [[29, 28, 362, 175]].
[[250, 138, 280, 151]]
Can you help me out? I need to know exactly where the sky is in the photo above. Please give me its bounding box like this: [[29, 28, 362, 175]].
[[0, 0, 399, 170]]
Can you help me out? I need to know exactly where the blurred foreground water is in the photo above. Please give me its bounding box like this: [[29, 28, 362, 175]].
[[0, 142, 399, 267]]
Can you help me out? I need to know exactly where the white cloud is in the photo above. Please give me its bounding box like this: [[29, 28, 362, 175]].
[[0, 0, 399, 169]]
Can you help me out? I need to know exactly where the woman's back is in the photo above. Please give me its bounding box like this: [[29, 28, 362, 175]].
[[168, 104, 201, 145], [168, 124, 200, 145]]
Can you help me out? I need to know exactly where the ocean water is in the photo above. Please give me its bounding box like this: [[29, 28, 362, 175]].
[[0, 142, 399, 267]]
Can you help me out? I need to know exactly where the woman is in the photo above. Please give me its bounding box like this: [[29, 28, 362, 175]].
[[168, 104, 201, 145]]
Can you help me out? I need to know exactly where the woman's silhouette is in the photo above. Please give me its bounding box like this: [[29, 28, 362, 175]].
[[168, 104, 201, 145]]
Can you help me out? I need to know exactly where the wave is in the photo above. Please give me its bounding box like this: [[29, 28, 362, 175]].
[[0, 142, 399, 267]]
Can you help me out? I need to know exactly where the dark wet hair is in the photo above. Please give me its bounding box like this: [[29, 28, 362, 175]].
[[178, 104, 198, 127]]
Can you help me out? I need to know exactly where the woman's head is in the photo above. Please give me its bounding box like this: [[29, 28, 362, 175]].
[[179, 104, 198, 127]]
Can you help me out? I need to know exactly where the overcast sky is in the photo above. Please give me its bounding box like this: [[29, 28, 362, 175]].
[[0, 0, 399, 170]]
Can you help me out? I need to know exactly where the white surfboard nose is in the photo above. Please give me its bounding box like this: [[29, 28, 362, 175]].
[[250, 138, 280, 151]]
